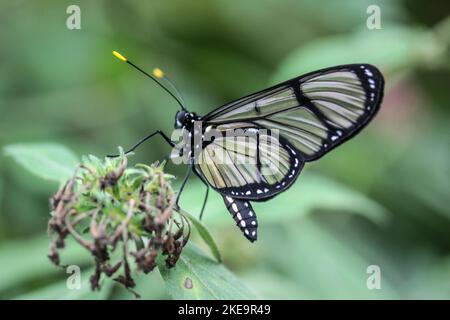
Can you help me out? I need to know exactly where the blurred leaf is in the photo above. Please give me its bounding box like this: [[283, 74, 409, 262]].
[[259, 212, 450, 299], [0, 235, 91, 296], [4, 143, 78, 183], [396, 127, 450, 219], [261, 218, 400, 299], [13, 267, 113, 300], [182, 210, 222, 262], [240, 268, 309, 299], [111, 270, 168, 300], [179, 171, 389, 227], [254, 172, 389, 225], [273, 25, 441, 83], [373, 121, 450, 244], [0, 176, 3, 209], [158, 243, 255, 299], [401, 255, 450, 299]]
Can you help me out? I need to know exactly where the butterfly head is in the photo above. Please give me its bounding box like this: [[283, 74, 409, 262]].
[[174, 110, 198, 130]]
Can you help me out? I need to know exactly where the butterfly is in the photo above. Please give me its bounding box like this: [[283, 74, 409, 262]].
[[110, 51, 385, 243]]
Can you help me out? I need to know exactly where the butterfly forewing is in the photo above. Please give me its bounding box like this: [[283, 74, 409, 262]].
[[202, 64, 384, 161]]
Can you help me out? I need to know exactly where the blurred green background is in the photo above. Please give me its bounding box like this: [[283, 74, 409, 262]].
[[0, 0, 449, 299]]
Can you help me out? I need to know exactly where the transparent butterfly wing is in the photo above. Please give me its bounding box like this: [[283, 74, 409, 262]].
[[202, 64, 384, 161], [194, 123, 304, 200]]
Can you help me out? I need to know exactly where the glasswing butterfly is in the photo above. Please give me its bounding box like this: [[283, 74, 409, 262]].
[[109, 51, 384, 242]]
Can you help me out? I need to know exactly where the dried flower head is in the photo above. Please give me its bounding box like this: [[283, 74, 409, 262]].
[[47, 149, 190, 296]]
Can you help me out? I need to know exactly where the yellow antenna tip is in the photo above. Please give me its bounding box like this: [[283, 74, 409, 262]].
[[112, 50, 127, 62], [152, 68, 165, 79]]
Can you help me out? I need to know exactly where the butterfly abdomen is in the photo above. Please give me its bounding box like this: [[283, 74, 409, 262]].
[[223, 196, 258, 242]]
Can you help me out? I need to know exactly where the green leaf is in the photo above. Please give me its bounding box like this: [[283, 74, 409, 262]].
[[261, 218, 401, 299], [394, 128, 450, 219], [240, 269, 310, 299], [13, 267, 113, 300], [111, 270, 169, 300], [179, 171, 388, 227], [4, 143, 78, 183], [0, 235, 91, 295], [255, 172, 389, 225], [159, 243, 256, 300], [0, 176, 3, 209], [272, 25, 440, 83], [182, 210, 222, 262]]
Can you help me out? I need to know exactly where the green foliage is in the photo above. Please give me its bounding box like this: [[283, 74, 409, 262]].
[[180, 172, 389, 227], [1, 0, 449, 300], [273, 25, 443, 83], [13, 267, 114, 300], [183, 211, 222, 262], [0, 235, 91, 295], [4, 143, 78, 183], [159, 244, 255, 299]]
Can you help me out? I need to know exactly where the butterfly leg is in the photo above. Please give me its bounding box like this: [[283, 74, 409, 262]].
[[198, 179, 210, 221], [107, 130, 174, 157], [175, 164, 192, 207], [192, 168, 211, 221]]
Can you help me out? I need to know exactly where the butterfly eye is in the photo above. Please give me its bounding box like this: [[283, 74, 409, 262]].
[[175, 110, 187, 128]]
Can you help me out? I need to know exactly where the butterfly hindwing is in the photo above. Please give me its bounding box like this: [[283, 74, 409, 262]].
[[223, 195, 258, 242], [194, 123, 305, 201]]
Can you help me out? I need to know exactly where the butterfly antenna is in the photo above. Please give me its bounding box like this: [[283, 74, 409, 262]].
[[112, 50, 187, 111], [159, 72, 187, 108]]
